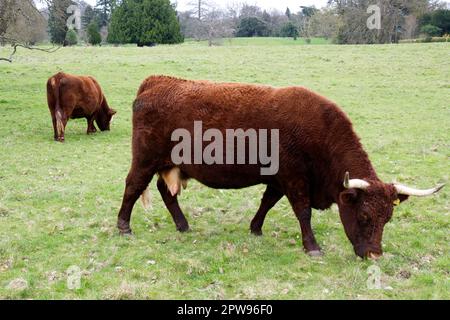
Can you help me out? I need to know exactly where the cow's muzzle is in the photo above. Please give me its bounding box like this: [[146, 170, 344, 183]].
[[354, 244, 382, 260]]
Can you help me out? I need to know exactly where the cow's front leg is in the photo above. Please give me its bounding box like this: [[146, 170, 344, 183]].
[[117, 165, 155, 234], [297, 207, 322, 256], [250, 185, 283, 235], [285, 191, 322, 256], [157, 177, 189, 232], [86, 116, 97, 134]]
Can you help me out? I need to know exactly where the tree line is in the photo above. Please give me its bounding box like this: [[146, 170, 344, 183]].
[[179, 0, 449, 45], [1, 0, 449, 50], [49, 0, 183, 46]]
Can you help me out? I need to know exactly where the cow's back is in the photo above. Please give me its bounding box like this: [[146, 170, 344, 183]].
[[133, 76, 342, 149], [49, 72, 104, 116], [131, 76, 358, 191]]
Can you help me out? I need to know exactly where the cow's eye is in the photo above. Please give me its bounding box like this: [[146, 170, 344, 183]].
[[358, 211, 370, 223]]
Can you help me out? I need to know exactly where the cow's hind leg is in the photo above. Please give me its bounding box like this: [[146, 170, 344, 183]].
[[250, 185, 283, 236], [157, 177, 189, 232], [54, 108, 69, 142], [51, 112, 58, 141], [117, 164, 155, 234]]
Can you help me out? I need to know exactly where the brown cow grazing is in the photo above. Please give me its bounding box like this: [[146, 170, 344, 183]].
[[46, 72, 116, 142], [117, 75, 444, 259]]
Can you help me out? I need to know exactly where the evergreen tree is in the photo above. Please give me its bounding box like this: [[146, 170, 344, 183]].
[[65, 29, 78, 45], [285, 7, 291, 19], [96, 0, 119, 27], [300, 6, 318, 18], [87, 21, 102, 45], [262, 10, 271, 23], [280, 21, 299, 40], [420, 24, 442, 36], [419, 9, 450, 36], [236, 17, 269, 37], [82, 5, 97, 29], [108, 0, 183, 45], [48, 0, 75, 44]]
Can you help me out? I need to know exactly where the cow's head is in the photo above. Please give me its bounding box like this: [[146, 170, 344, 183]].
[[337, 172, 444, 259], [96, 108, 117, 131]]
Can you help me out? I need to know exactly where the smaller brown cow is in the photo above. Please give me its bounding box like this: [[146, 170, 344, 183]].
[[46, 72, 116, 142]]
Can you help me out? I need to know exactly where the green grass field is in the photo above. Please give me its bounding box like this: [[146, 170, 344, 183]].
[[0, 38, 448, 299], [184, 37, 331, 46]]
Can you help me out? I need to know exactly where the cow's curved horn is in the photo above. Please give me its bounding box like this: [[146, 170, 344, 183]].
[[394, 183, 445, 197], [343, 172, 370, 190]]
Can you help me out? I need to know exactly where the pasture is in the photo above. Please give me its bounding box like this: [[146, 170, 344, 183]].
[[0, 39, 448, 299]]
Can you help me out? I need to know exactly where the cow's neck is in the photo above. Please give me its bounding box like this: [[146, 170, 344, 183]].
[[323, 123, 379, 202], [100, 98, 110, 114]]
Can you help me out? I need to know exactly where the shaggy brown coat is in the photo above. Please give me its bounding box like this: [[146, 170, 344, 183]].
[[46, 72, 116, 142], [117, 75, 440, 258]]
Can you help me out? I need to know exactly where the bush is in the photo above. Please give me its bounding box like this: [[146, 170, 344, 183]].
[[87, 22, 102, 45], [399, 36, 450, 44], [280, 22, 299, 40], [108, 0, 183, 45], [65, 29, 78, 46], [236, 17, 270, 37], [423, 35, 433, 43], [419, 9, 450, 36], [430, 36, 450, 42], [420, 24, 443, 37]]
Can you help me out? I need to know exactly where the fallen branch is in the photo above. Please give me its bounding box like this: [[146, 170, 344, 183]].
[[0, 37, 61, 62]]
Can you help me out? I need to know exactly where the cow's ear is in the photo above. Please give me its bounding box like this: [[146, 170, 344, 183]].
[[340, 189, 359, 205], [109, 109, 117, 115]]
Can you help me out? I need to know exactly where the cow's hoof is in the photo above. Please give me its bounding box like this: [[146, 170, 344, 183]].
[[251, 229, 263, 236], [177, 224, 190, 233], [307, 250, 323, 257], [119, 228, 133, 236], [117, 219, 132, 235]]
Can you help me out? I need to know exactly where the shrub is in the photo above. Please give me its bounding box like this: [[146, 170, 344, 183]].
[[430, 36, 450, 42], [65, 29, 78, 46], [236, 17, 270, 37], [399, 36, 450, 44], [87, 22, 102, 45], [419, 9, 450, 36], [280, 22, 299, 40], [420, 24, 443, 37]]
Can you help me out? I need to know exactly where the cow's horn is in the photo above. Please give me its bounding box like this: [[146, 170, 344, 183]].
[[343, 172, 370, 190], [394, 183, 445, 197]]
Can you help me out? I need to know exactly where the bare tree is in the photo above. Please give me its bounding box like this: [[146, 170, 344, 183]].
[[203, 9, 234, 46], [1, 0, 60, 62], [310, 8, 339, 39], [327, 0, 439, 44], [239, 3, 262, 18], [187, 0, 213, 20], [182, 0, 235, 45]]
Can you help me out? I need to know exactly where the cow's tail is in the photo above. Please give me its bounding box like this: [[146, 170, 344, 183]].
[[140, 185, 152, 210], [51, 76, 64, 138]]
